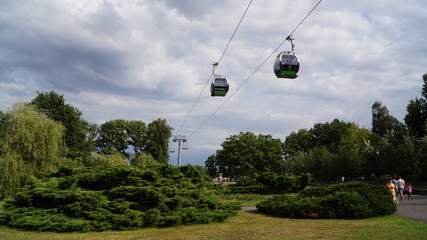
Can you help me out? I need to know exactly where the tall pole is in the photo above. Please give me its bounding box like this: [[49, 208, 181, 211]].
[[173, 135, 187, 166]]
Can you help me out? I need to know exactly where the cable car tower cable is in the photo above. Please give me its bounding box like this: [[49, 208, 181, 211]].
[[187, 0, 324, 139], [175, 0, 253, 136]]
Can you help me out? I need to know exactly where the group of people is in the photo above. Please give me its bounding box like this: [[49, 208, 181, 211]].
[[387, 176, 414, 203]]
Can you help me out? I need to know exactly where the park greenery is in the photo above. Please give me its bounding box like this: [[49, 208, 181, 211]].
[[0, 165, 240, 232], [257, 182, 396, 219], [1, 74, 427, 232], [0, 91, 173, 198]]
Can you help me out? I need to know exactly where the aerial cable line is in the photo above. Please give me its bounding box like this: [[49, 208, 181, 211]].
[[176, 0, 254, 135], [214, 0, 254, 71], [187, 0, 324, 139]]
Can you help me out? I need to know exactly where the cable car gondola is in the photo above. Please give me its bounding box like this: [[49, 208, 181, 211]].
[[210, 75, 229, 97], [273, 36, 300, 79], [210, 62, 229, 97]]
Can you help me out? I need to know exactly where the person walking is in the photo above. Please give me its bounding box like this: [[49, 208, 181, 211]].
[[392, 177, 399, 198], [387, 179, 398, 203], [406, 183, 414, 200], [397, 176, 406, 201]]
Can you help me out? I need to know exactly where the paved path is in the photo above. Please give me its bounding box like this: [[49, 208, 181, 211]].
[[241, 194, 427, 224], [395, 194, 427, 224]]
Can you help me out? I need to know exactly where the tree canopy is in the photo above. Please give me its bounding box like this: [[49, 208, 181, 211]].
[[96, 118, 172, 163], [206, 132, 283, 178], [31, 91, 91, 158], [145, 118, 173, 164], [404, 74, 427, 139], [0, 103, 64, 197]]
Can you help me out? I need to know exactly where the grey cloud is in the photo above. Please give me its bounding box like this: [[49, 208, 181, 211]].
[[80, 2, 130, 38]]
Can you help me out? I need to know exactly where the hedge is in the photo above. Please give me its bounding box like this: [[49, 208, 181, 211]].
[[256, 182, 396, 219], [0, 165, 240, 232]]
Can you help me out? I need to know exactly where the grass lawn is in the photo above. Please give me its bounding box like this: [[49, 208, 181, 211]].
[[0, 212, 426, 240], [219, 193, 274, 207]]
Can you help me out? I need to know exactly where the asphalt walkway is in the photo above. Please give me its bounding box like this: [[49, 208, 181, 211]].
[[395, 194, 427, 224]]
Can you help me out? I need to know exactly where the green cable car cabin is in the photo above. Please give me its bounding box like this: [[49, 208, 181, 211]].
[[210, 76, 229, 97], [273, 52, 300, 79]]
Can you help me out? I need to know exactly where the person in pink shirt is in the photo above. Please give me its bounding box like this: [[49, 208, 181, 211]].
[[406, 183, 414, 200]]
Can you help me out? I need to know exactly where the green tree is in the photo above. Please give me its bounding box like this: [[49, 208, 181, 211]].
[[337, 124, 372, 177], [96, 119, 169, 162], [309, 119, 353, 153], [126, 120, 147, 157], [31, 91, 91, 158], [207, 132, 284, 178], [145, 118, 173, 164], [372, 101, 401, 136], [414, 137, 427, 180], [283, 152, 307, 176], [305, 146, 336, 179], [0, 103, 64, 197], [404, 74, 427, 139], [284, 120, 376, 180], [405, 98, 426, 138], [96, 119, 129, 157], [283, 128, 312, 157], [205, 154, 218, 177]]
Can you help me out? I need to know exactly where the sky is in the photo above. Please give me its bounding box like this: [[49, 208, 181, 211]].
[[1, 0, 427, 166]]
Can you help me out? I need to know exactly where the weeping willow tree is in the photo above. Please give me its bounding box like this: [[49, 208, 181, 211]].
[[0, 103, 64, 198]]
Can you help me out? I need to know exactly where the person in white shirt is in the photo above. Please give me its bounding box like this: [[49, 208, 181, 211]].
[[396, 176, 406, 201]]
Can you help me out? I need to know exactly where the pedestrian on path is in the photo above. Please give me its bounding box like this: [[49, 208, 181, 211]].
[[387, 179, 398, 203], [406, 183, 414, 200], [397, 176, 406, 201]]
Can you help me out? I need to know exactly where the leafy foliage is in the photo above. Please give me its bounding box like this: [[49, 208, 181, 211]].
[[145, 119, 173, 164], [207, 132, 284, 178], [256, 182, 396, 219], [130, 152, 159, 169], [82, 151, 128, 168], [96, 119, 131, 157], [0, 103, 64, 198], [227, 172, 311, 194], [283, 120, 375, 180], [0, 165, 240, 232], [372, 101, 402, 137], [96, 118, 172, 163], [31, 91, 91, 159]]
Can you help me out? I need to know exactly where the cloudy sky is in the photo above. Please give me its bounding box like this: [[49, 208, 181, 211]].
[[1, 0, 427, 166]]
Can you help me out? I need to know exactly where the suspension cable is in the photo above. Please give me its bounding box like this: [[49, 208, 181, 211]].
[[176, 0, 254, 135], [187, 0, 324, 139]]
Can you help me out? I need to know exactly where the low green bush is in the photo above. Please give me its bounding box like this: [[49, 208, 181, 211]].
[[256, 182, 396, 219], [0, 165, 240, 232]]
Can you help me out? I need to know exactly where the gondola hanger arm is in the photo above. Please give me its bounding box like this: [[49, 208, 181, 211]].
[[212, 61, 219, 75], [286, 35, 295, 52]]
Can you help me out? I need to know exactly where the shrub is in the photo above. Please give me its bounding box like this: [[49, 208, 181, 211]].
[[257, 182, 396, 219], [0, 165, 240, 232]]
